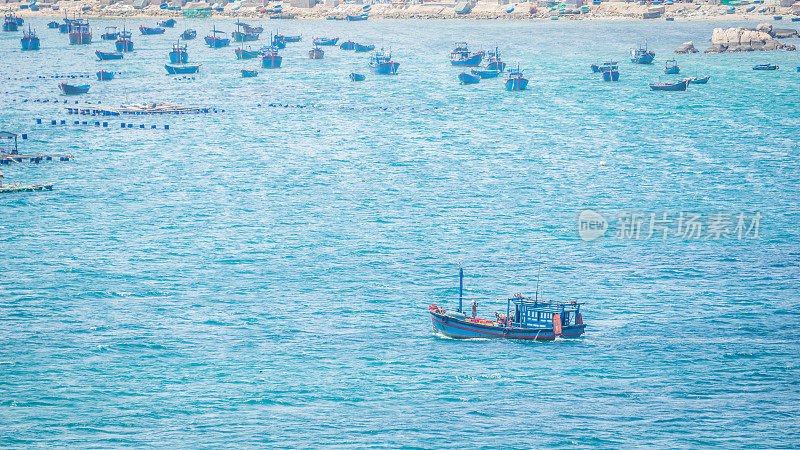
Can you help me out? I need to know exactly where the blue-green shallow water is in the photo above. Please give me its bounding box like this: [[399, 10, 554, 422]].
[[1, 18, 799, 447]]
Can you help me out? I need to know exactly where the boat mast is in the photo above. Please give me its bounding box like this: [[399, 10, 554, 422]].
[[458, 266, 463, 313]]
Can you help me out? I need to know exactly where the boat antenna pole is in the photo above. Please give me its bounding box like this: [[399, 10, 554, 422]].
[[458, 264, 463, 314], [535, 263, 541, 302]]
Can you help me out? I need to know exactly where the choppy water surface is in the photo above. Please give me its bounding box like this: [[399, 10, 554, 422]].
[[1, 19, 799, 447]]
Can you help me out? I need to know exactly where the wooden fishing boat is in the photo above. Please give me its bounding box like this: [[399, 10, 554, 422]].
[[602, 68, 619, 81], [3, 14, 19, 32], [235, 47, 260, 59], [0, 183, 54, 194], [664, 59, 680, 74], [21, 27, 40, 51], [354, 43, 374, 53], [753, 63, 778, 70], [59, 83, 90, 95], [270, 35, 286, 49], [308, 46, 324, 59], [649, 79, 689, 91], [139, 25, 166, 35], [458, 72, 480, 84], [205, 27, 230, 48], [450, 42, 484, 67], [96, 50, 123, 60], [590, 61, 617, 73], [346, 13, 369, 21], [505, 67, 528, 91], [773, 15, 782, 20], [233, 20, 260, 41], [280, 34, 301, 42], [68, 18, 91, 44], [96, 70, 115, 81], [630, 42, 655, 64], [100, 26, 118, 40], [471, 69, 500, 79], [164, 63, 200, 74], [685, 75, 710, 84], [340, 40, 356, 50], [313, 36, 338, 46], [115, 29, 133, 52], [242, 24, 264, 34], [158, 18, 177, 28], [47, 21, 60, 29], [169, 42, 188, 63], [241, 69, 258, 77], [180, 29, 197, 40], [369, 50, 399, 75], [349, 73, 365, 81], [484, 47, 505, 72], [428, 269, 586, 341], [260, 46, 282, 68]]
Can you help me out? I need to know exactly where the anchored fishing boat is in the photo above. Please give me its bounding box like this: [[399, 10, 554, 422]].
[[96, 50, 123, 60], [450, 42, 484, 66], [340, 40, 356, 50], [505, 66, 528, 91], [753, 63, 778, 70], [428, 269, 586, 341], [458, 72, 480, 84], [308, 46, 324, 59], [139, 25, 165, 35], [685, 75, 710, 84], [276, 33, 301, 43], [349, 72, 365, 81], [241, 69, 258, 77], [485, 47, 506, 72], [180, 29, 196, 40], [21, 26, 39, 51], [100, 26, 118, 40], [369, 49, 399, 75], [68, 18, 91, 44], [590, 61, 618, 73], [649, 79, 689, 91], [59, 83, 90, 95], [260, 46, 282, 68], [233, 20, 260, 42], [235, 46, 260, 59], [205, 26, 230, 48], [169, 42, 188, 63], [158, 18, 177, 28], [471, 69, 500, 79], [115, 28, 133, 52], [3, 13, 19, 32], [47, 21, 59, 29], [346, 13, 369, 21], [630, 42, 655, 64], [313, 36, 338, 46], [602, 67, 620, 81], [354, 43, 375, 53], [664, 59, 680, 74], [165, 63, 201, 74], [96, 70, 114, 81]]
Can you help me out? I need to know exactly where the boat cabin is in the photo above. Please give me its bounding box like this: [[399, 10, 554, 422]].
[[507, 296, 583, 329]]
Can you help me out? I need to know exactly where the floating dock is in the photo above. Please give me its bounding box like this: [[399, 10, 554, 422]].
[[0, 183, 53, 194]]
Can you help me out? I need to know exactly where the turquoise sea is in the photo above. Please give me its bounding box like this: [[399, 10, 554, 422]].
[[1, 18, 799, 447]]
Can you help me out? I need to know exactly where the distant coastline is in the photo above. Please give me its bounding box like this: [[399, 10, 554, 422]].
[[9, 0, 800, 22]]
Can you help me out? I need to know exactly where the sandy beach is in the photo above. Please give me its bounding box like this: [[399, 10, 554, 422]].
[[7, 0, 800, 21]]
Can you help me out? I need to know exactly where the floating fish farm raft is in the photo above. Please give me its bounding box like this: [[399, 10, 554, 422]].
[[66, 102, 218, 116]]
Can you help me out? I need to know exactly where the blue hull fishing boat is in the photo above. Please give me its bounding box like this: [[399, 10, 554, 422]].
[[276, 34, 301, 43], [346, 13, 369, 21], [165, 63, 200, 74], [271, 37, 286, 49], [68, 19, 91, 44], [354, 43, 375, 53], [115, 29, 133, 52], [96, 50, 123, 60], [241, 69, 258, 77], [180, 29, 196, 40], [649, 79, 689, 91], [21, 27, 40, 51], [261, 47, 282, 68], [484, 47, 505, 72], [308, 46, 324, 59], [313, 37, 338, 46], [349, 73, 365, 81], [369, 50, 399, 75], [753, 64, 778, 70], [3, 14, 19, 32], [96, 70, 114, 81], [686, 75, 710, 84], [48, 21, 59, 29], [233, 30, 260, 42], [158, 18, 177, 28], [458, 72, 480, 84], [205, 26, 230, 48], [235, 47, 260, 59], [140, 25, 165, 35], [169, 42, 188, 63], [664, 59, 680, 74], [340, 40, 356, 50], [450, 42, 484, 67], [100, 26, 118, 40], [59, 83, 90, 95], [630, 42, 655, 64], [505, 67, 528, 91], [428, 269, 586, 341], [602, 69, 619, 81], [590, 61, 618, 73], [471, 69, 500, 79]]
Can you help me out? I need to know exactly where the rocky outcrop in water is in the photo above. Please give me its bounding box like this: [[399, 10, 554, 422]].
[[674, 41, 699, 54], [704, 23, 797, 53]]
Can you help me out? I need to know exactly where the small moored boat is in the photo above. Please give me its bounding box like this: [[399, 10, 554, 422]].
[[164, 63, 201, 74], [96, 70, 114, 81], [312, 36, 338, 46], [685, 75, 710, 84], [100, 26, 118, 40], [235, 47, 260, 59], [602, 68, 620, 81], [340, 40, 356, 50], [241, 69, 258, 77], [630, 41, 655, 64], [450, 42, 484, 67], [590, 61, 618, 73], [485, 47, 506, 72], [169, 42, 188, 63], [458, 72, 480, 84], [346, 13, 369, 21], [21, 26, 40, 51], [205, 26, 230, 48], [471, 69, 500, 79], [664, 59, 680, 74], [649, 79, 689, 91], [308, 46, 324, 59], [180, 29, 197, 40], [115, 29, 133, 52], [158, 18, 177, 28], [59, 83, 90, 95], [261, 46, 282, 68], [354, 43, 375, 53], [369, 49, 399, 75], [3, 14, 20, 32], [349, 72, 365, 81], [47, 21, 59, 29], [96, 50, 123, 60], [753, 63, 778, 70], [505, 67, 528, 91]]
